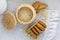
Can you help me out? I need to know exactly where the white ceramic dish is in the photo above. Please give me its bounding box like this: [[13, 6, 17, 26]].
[[0, 0, 59, 40], [0, 0, 7, 15]]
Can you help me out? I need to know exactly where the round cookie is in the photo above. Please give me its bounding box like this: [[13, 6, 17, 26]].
[[2, 12, 17, 30], [16, 4, 36, 24]]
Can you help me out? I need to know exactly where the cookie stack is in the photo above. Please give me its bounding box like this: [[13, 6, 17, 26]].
[[26, 21, 46, 39]]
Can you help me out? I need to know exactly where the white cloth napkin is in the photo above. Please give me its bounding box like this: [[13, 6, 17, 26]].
[[43, 10, 59, 40]]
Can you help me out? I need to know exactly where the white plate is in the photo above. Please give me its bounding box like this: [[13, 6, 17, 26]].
[[0, 0, 7, 15], [0, 0, 59, 40]]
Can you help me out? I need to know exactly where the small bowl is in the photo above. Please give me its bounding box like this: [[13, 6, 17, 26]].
[[16, 4, 36, 24]]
